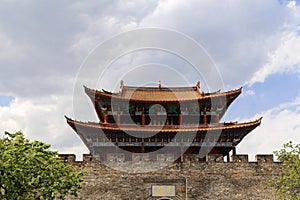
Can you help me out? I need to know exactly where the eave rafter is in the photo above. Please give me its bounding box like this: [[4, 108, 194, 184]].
[[65, 116, 262, 133]]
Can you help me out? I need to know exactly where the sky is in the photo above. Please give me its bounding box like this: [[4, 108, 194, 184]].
[[0, 0, 300, 161]]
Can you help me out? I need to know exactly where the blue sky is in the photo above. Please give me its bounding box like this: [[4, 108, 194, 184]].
[[226, 72, 300, 120], [0, 95, 13, 107], [0, 0, 300, 161]]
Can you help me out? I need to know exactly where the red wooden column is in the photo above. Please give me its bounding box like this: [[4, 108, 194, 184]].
[[94, 99, 103, 122], [178, 113, 182, 125], [104, 112, 108, 124], [142, 113, 145, 126], [215, 112, 219, 123]]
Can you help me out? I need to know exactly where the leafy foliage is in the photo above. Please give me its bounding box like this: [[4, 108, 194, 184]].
[[0, 131, 84, 199], [274, 141, 300, 200]]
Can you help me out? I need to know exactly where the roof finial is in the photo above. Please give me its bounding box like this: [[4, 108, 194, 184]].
[[196, 81, 200, 90], [158, 80, 162, 90], [120, 80, 124, 92]]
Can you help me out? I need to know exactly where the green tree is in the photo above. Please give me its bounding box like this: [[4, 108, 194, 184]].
[[0, 131, 84, 199], [274, 141, 300, 200]]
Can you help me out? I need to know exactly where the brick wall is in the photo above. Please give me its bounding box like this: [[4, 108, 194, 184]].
[[60, 154, 281, 200]]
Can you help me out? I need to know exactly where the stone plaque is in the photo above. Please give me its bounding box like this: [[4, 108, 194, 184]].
[[152, 185, 175, 197]]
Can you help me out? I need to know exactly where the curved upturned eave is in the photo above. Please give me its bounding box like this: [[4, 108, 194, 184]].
[[84, 86, 242, 103], [65, 116, 262, 133]]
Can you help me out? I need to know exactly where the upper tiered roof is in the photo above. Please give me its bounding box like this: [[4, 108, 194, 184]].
[[84, 81, 242, 103]]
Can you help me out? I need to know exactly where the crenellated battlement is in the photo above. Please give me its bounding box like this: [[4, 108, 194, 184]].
[[59, 153, 280, 166], [231, 154, 249, 162], [256, 154, 275, 164]]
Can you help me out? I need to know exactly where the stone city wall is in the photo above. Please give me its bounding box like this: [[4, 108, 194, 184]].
[[60, 154, 282, 200]]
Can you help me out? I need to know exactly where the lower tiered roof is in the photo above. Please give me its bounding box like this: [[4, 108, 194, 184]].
[[65, 116, 261, 157], [66, 116, 261, 133]]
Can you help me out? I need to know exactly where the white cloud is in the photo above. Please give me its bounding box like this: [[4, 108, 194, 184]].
[[287, 0, 297, 8], [248, 31, 300, 85], [70, 0, 158, 55], [247, 2, 300, 85], [0, 31, 26, 61], [140, 0, 291, 87], [238, 95, 300, 160], [0, 96, 89, 158], [240, 89, 255, 98], [70, 0, 296, 89]]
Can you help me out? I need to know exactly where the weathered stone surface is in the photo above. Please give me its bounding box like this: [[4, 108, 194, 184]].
[[62, 154, 281, 200]]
